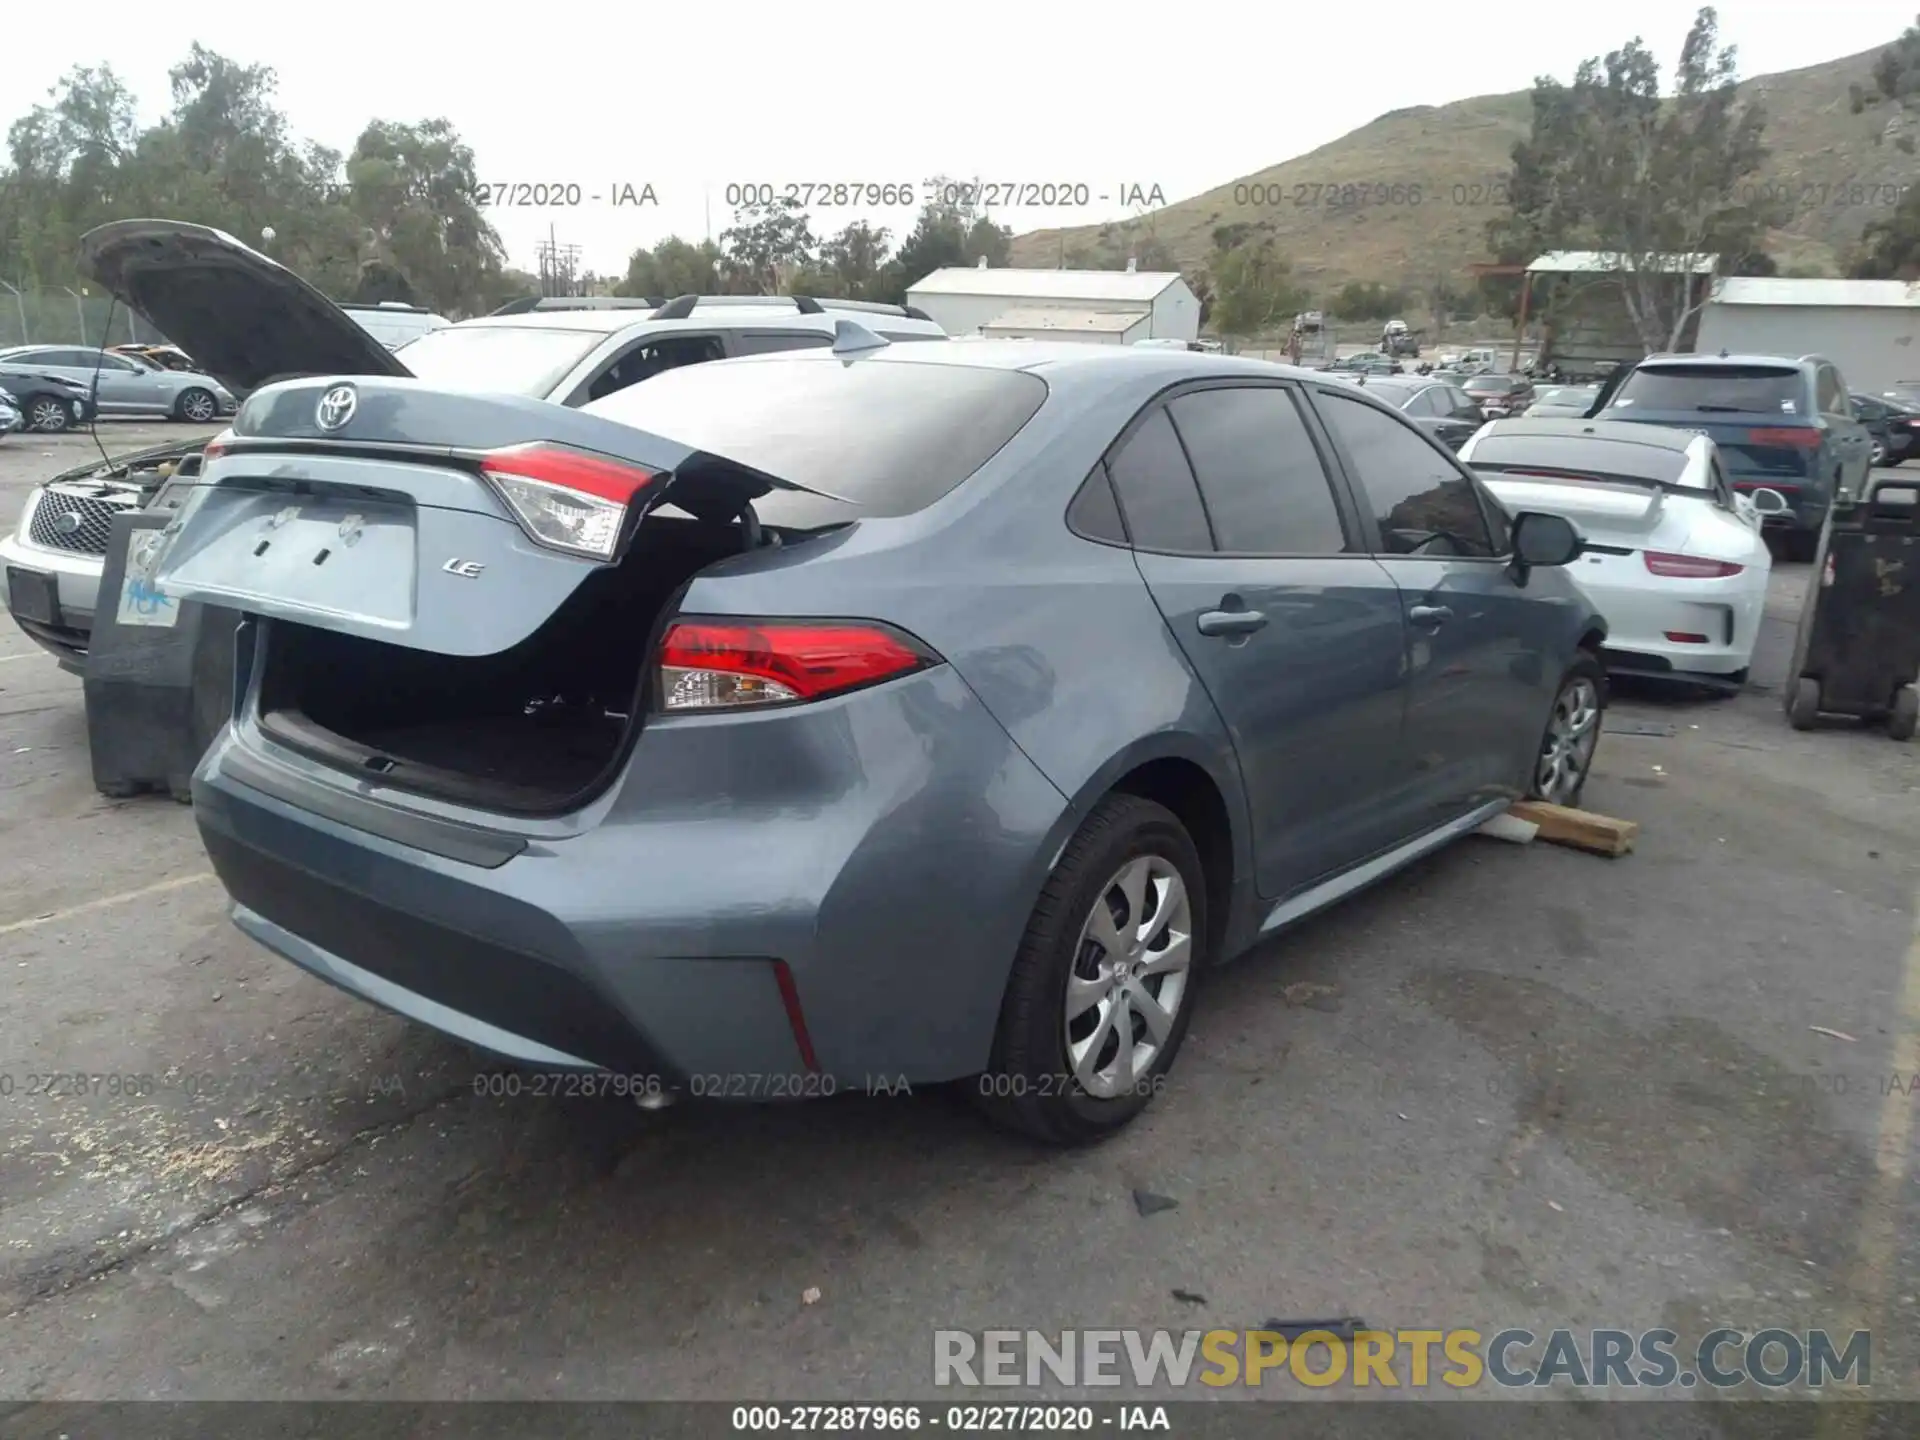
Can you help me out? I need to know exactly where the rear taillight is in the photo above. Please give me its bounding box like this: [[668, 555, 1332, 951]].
[[480, 442, 661, 560], [1644, 551, 1744, 578], [657, 619, 939, 712], [203, 427, 235, 460], [1746, 428, 1821, 449]]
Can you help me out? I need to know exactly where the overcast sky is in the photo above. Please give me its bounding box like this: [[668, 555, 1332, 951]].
[[11, 1, 1915, 275]]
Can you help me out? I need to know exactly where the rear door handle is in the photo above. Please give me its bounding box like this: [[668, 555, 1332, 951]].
[[1408, 604, 1453, 627], [1197, 608, 1268, 637]]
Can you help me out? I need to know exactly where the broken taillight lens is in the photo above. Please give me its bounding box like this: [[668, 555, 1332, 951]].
[[657, 619, 939, 712], [479, 442, 660, 560]]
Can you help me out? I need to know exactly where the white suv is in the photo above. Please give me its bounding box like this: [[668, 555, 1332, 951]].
[[1, 220, 948, 671]]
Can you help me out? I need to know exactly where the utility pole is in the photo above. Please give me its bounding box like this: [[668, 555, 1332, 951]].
[[536, 227, 584, 297]]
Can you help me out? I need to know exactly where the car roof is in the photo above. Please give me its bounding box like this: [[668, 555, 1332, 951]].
[[448, 307, 947, 338], [1636, 353, 1815, 372], [1476, 416, 1702, 451]]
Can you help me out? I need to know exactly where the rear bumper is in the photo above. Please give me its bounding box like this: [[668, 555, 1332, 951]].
[[1574, 569, 1762, 677], [191, 664, 1071, 1088]]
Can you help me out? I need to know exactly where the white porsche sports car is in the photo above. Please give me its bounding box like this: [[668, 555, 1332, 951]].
[[1461, 418, 1792, 688]]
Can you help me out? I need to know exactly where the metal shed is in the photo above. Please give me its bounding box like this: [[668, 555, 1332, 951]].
[[906, 266, 1199, 342], [1693, 278, 1920, 398]]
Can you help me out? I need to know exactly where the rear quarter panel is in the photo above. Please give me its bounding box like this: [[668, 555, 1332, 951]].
[[675, 364, 1258, 944]]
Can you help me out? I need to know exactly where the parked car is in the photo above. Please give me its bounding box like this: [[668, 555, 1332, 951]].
[[340, 301, 451, 350], [1586, 353, 1874, 561], [1462, 372, 1536, 418], [1526, 385, 1601, 418], [0, 343, 234, 422], [107, 242, 1606, 1141], [1296, 310, 1323, 333], [1852, 393, 1918, 467], [1327, 352, 1404, 375], [1336, 376, 1486, 451], [0, 366, 98, 433], [1462, 419, 1789, 688], [0, 220, 950, 671], [108, 342, 201, 372], [0, 393, 21, 435]]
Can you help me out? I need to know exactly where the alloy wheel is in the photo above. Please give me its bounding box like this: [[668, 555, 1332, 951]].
[[1871, 439, 1887, 466], [181, 390, 217, 423], [1537, 676, 1601, 804], [29, 397, 68, 432], [1064, 854, 1194, 1099]]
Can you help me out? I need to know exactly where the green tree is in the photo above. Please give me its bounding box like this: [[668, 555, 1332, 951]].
[[1209, 236, 1303, 344], [1332, 280, 1408, 321], [887, 176, 1013, 297], [1488, 6, 1782, 352], [811, 220, 894, 300], [719, 196, 816, 293], [344, 118, 505, 317], [616, 236, 723, 298]]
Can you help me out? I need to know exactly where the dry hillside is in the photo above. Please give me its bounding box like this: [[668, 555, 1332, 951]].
[[1008, 44, 1914, 299]]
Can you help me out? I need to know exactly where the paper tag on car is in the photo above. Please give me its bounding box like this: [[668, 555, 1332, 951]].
[[117, 529, 181, 628]]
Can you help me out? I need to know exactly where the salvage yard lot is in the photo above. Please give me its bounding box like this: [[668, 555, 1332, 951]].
[[0, 427, 1916, 1400]]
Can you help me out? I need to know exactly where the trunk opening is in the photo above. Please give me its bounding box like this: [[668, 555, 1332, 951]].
[[254, 513, 768, 816]]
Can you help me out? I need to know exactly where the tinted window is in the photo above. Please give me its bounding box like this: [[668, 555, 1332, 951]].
[[587, 354, 1049, 520], [1466, 433, 1697, 487], [397, 324, 607, 397], [1447, 388, 1478, 415], [1067, 465, 1127, 544], [1611, 364, 1805, 416], [1405, 388, 1442, 416], [731, 332, 834, 356], [1168, 387, 1347, 554], [1318, 391, 1496, 557], [1104, 407, 1213, 552]]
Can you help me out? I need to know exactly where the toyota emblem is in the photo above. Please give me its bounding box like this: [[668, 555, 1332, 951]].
[[315, 384, 358, 431]]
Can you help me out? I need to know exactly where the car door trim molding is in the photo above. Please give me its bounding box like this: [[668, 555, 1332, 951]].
[[1258, 796, 1510, 936]]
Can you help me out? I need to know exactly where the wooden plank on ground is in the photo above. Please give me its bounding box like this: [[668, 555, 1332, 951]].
[[1506, 800, 1638, 857]]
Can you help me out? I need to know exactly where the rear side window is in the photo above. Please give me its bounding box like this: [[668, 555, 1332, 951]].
[[1166, 387, 1347, 554], [585, 355, 1048, 517], [1612, 364, 1805, 417], [1105, 407, 1212, 552], [1317, 391, 1497, 558], [1816, 365, 1848, 416]]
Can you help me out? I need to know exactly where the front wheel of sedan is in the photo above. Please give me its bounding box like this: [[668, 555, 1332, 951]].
[[977, 794, 1207, 1146], [28, 397, 71, 433], [1531, 652, 1606, 807]]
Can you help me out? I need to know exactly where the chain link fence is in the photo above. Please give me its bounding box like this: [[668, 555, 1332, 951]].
[[0, 286, 167, 350]]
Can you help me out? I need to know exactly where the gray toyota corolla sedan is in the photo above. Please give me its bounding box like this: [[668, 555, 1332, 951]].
[[114, 254, 1607, 1146]]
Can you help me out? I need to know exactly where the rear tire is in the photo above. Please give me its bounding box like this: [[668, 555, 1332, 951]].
[[976, 794, 1207, 1146], [1529, 651, 1606, 807], [1889, 686, 1918, 743], [1787, 677, 1822, 731]]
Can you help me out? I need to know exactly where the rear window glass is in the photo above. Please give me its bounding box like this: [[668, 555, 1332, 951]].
[[1466, 376, 1516, 393], [1611, 365, 1804, 416], [395, 324, 605, 397], [1468, 434, 1698, 486], [585, 355, 1049, 518]]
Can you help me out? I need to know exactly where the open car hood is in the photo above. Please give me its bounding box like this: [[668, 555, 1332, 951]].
[[79, 220, 411, 401]]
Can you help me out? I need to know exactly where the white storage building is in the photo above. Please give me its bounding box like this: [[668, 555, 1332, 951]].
[[1693, 278, 1920, 397], [906, 265, 1199, 345]]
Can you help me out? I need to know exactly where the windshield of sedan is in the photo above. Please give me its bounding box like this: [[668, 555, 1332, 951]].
[[392, 323, 606, 397]]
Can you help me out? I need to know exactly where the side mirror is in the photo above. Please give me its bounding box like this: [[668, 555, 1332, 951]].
[[1510, 511, 1582, 585], [1748, 487, 1791, 516]]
